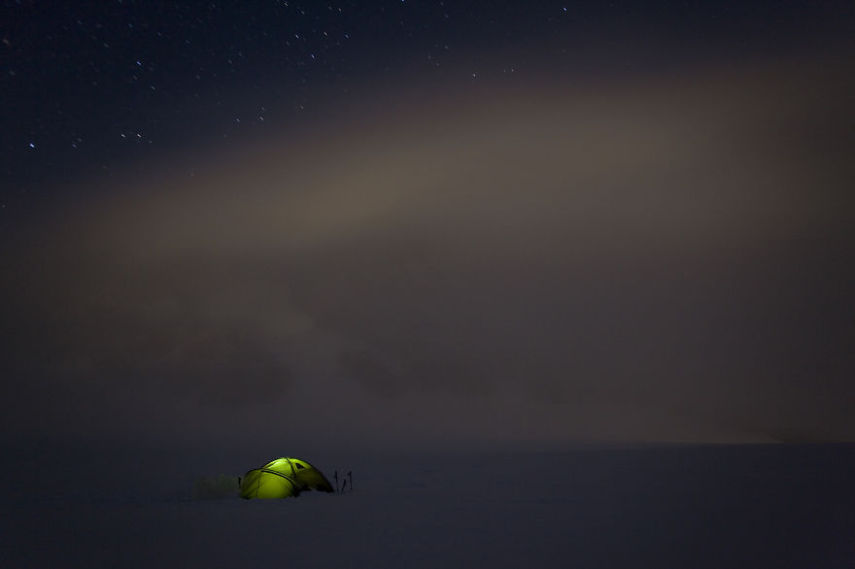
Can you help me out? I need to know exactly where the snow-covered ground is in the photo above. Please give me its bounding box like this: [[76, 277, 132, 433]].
[[2, 443, 853, 568]]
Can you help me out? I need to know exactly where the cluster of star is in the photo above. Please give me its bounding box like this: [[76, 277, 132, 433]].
[[2, 1, 844, 217]]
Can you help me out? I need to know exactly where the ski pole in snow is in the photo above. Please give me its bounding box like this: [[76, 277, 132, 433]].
[[334, 470, 340, 494]]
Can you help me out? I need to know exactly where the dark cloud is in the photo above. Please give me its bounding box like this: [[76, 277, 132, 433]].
[[1, 55, 853, 446]]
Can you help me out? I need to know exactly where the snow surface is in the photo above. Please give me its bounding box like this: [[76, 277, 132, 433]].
[[1, 443, 853, 568]]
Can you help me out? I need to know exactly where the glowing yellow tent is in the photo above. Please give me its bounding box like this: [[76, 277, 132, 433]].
[[240, 457, 334, 499]]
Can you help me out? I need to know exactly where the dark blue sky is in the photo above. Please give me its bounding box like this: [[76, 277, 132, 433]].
[[1, 1, 853, 448], [2, 1, 851, 217]]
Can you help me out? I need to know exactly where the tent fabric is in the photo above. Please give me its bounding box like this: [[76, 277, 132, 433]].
[[240, 457, 334, 499]]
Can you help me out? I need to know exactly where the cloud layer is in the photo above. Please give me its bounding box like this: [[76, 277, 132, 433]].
[[2, 56, 853, 447]]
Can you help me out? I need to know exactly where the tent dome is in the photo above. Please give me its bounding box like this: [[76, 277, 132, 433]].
[[240, 457, 334, 499]]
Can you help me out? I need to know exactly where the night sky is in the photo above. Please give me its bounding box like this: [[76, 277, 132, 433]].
[[1, 1, 854, 450]]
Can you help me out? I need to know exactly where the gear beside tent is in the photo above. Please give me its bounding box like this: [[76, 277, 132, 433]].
[[240, 457, 334, 499]]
